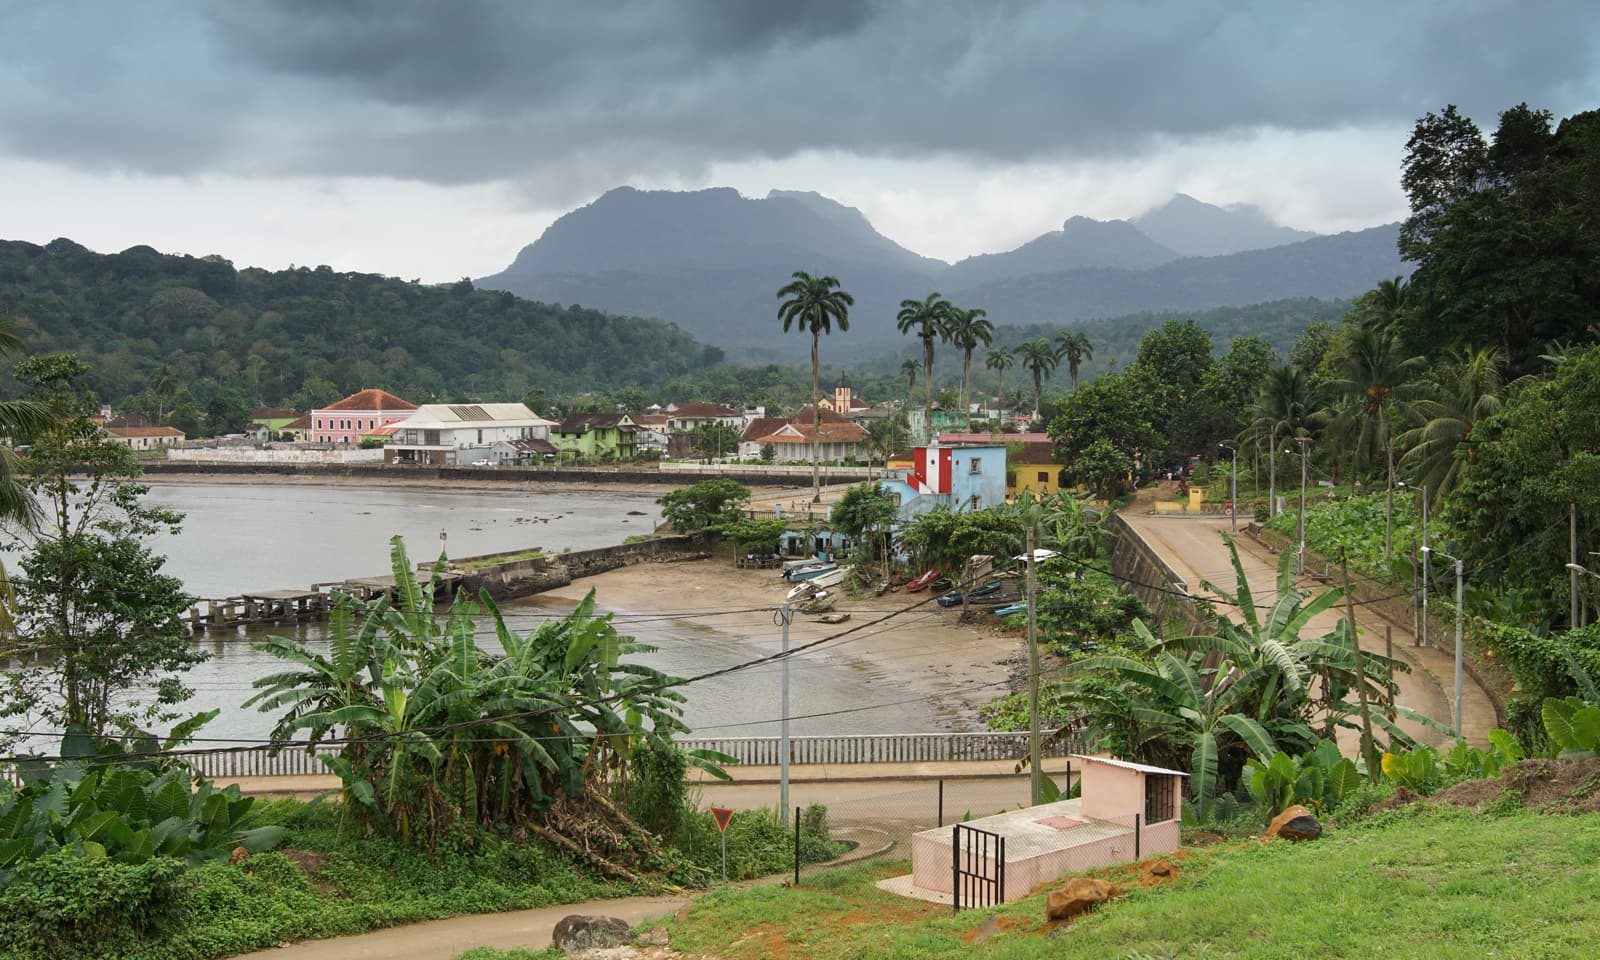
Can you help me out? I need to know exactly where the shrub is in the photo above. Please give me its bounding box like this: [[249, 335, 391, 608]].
[[0, 853, 187, 960]]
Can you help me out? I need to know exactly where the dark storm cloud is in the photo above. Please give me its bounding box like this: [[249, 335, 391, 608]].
[[1, 0, 1594, 194]]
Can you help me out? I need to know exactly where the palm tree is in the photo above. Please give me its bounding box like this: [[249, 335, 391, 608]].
[[896, 292, 952, 443], [1354, 276, 1410, 333], [777, 271, 854, 503], [149, 365, 179, 424], [1246, 365, 1318, 516], [0, 318, 56, 529], [945, 305, 993, 428], [1017, 337, 1062, 420], [1397, 346, 1510, 508], [899, 358, 918, 407], [1326, 326, 1428, 557], [1056, 331, 1094, 393], [984, 347, 1013, 426]]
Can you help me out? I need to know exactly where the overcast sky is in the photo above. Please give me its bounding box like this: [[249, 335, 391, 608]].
[[2, 1, 1595, 281]]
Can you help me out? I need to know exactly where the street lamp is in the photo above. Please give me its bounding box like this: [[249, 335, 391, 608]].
[[1284, 437, 1312, 575], [1398, 481, 1428, 648], [1219, 442, 1238, 532], [1422, 546, 1465, 736]]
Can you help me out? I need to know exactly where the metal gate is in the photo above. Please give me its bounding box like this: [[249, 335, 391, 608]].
[[951, 823, 1005, 912]]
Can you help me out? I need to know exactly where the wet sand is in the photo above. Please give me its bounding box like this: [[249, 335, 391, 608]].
[[537, 559, 1023, 732]]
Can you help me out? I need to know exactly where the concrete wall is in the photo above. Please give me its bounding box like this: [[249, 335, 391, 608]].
[[448, 534, 708, 602], [1106, 513, 1206, 630], [166, 447, 384, 464], [141, 462, 843, 487]]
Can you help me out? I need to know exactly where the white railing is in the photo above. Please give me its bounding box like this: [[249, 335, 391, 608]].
[[656, 462, 874, 479], [2, 732, 1079, 784]]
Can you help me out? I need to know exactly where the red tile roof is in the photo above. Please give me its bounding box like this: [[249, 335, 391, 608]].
[[758, 421, 868, 444], [251, 407, 300, 420], [666, 401, 741, 418], [284, 415, 312, 430], [739, 417, 788, 443], [938, 431, 1052, 445], [107, 426, 185, 438], [320, 389, 416, 412]]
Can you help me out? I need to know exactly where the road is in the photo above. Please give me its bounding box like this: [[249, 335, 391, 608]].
[[1118, 513, 1495, 747]]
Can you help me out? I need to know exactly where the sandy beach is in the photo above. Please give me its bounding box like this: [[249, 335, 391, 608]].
[[537, 558, 1024, 733]]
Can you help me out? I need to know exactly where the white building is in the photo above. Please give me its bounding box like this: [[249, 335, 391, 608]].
[[385, 403, 558, 466]]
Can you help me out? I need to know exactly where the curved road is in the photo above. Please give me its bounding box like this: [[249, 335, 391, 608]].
[[1119, 513, 1495, 747]]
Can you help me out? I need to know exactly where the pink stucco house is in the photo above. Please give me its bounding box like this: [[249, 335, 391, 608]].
[[310, 389, 417, 445]]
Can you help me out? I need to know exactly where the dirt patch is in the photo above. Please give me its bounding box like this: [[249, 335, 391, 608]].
[[276, 847, 340, 897], [1431, 758, 1600, 814], [1367, 786, 1422, 814]]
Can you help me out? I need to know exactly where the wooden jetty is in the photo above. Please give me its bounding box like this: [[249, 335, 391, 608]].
[[184, 569, 467, 633]]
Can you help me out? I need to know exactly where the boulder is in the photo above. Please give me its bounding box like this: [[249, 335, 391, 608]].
[[1045, 877, 1121, 921], [1265, 804, 1322, 842], [551, 915, 633, 952]]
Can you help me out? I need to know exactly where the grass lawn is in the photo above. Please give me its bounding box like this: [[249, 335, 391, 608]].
[[652, 805, 1600, 959]]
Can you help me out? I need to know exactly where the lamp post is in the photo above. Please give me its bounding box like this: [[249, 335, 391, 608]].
[[1423, 546, 1465, 736], [1398, 481, 1428, 647], [1219, 442, 1238, 532], [1285, 437, 1311, 575]]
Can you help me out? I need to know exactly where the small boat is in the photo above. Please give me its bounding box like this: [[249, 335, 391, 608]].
[[905, 569, 939, 593], [806, 566, 850, 590], [787, 580, 822, 602], [796, 594, 836, 614], [784, 562, 838, 582], [992, 602, 1027, 616], [815, 612, 851, 624], [967, 580, 1002, 600], [936, 589, 965, 608], [782, 557, 825, 573]]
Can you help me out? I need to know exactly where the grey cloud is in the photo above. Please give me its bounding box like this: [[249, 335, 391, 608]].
[[0, 0, 1594, 197]]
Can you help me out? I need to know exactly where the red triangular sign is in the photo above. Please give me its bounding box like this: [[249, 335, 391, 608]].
[[710, 806, 734, 833]]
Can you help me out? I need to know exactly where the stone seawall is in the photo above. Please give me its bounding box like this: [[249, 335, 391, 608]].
[[449, 534, 709, 602], [143, 461, 840, 488], [1106, 513, 1206, 631]]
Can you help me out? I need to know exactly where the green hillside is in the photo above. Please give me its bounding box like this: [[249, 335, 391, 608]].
[[0, 238, 722, 414]]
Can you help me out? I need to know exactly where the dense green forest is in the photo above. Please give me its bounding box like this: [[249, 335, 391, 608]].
[[0, 238, 724, 418]]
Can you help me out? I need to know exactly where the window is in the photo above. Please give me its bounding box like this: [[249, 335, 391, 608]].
[[1037, 471, 1049, 483], [969, 456, 982, 474], [969, 494, 981, 510], [1145, 774, 1177, 824], [315, 419, 322, 430]]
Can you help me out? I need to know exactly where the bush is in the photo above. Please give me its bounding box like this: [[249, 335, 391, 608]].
[[0, 853, 187, 960]]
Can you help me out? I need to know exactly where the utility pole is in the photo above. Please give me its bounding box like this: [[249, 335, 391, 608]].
[[1291, 436, 1311, 575], [1423, 547, 1466, 736], [1219, 442, 1238, 532], [1026, 527, 1043, 806], [1342, 554, 1380, 775], [1573, 502, 1580, 630], [780, 602, 792, 826]]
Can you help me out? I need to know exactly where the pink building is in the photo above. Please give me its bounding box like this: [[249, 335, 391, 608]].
[[309, 389, 417, 445]]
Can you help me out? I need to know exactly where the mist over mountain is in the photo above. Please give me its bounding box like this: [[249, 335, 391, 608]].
[[1133, 193, 1318, 257], [479, 187, 1401, 358]]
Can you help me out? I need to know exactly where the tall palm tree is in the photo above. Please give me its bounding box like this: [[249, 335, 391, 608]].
[[1056, 331, 1094, 393], [149, 365, 178, 423], [1246, 365, 1318, 515], [1355, 276, 1410, 333], [896, 292, 952, 443], [945, 305, 993, 428], [1326, 326, 1428, 556], [984, 347, 1013, 426], [1397, 346, 1510, 508], [1017, 337, 1062, 420], [777, 271, 854, 503]]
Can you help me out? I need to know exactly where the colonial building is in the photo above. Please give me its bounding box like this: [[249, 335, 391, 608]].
[[310, 389, 417, 445], [385, 403, 557, 466], [750, 420, 868, 463], [880, 443, 1008, 518], [552, 412, 638, 460], [663, 401, 743, 434], [105, 425, 185, 451], [938, 432, 1062, 499]]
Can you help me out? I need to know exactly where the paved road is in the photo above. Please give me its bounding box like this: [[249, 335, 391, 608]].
[[1119, 514, 1495, 747]]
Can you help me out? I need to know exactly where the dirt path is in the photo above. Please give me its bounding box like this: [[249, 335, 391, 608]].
[[229, 894, 691, 960], [1118, 513, 1496, 747]]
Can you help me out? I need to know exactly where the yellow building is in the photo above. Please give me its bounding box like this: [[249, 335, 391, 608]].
[[1008, 443, 1066, 498]]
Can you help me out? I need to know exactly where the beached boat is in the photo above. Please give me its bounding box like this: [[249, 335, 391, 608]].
[[787, 580, 822, 602], [782, 557, 825, 573], [815, 612, 851, 624], [992, 602, 1027, 616], [807, 566, 850, 590], [795, 594, 836, 614], [785, 562, 838, 582]]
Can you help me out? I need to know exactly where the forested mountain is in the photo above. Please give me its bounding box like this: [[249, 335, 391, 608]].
[[1132, 193, 1318, 257], [0, 237, 720, 415], [479, 187, 1397, 358]]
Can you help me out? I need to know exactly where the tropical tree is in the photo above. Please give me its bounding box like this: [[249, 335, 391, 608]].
[[777, 271, 854, 502], [0, 319, 57, 528], [1353, 276, 1410, 333], [895, 292, 952, 441], [1396, 346, 1511, 508], [945, 305, 993, 427], [984, 347, 1013, 424], [148, 364, 179, 424], [900, 358, 918, 404], [1056, 331, 1094, 393], [1017, 337, 1063, 418], [1246, 364, 1318, 515]]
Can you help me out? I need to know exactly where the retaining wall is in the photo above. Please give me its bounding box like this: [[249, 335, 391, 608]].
[[142, 461, 845, 487], [1105, 513, 1206, 631], [448, 533, 709, 602]]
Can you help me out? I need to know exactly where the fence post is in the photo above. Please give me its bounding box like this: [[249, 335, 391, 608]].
[[794, 806, 801, 887], [937, 779, 944, 828], [1134, 812, 1142, 860], [997, 834, 1005, 905], [951, 825, 960, 914]]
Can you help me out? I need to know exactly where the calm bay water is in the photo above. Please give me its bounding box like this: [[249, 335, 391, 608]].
[[105, 482, 968, 742]]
